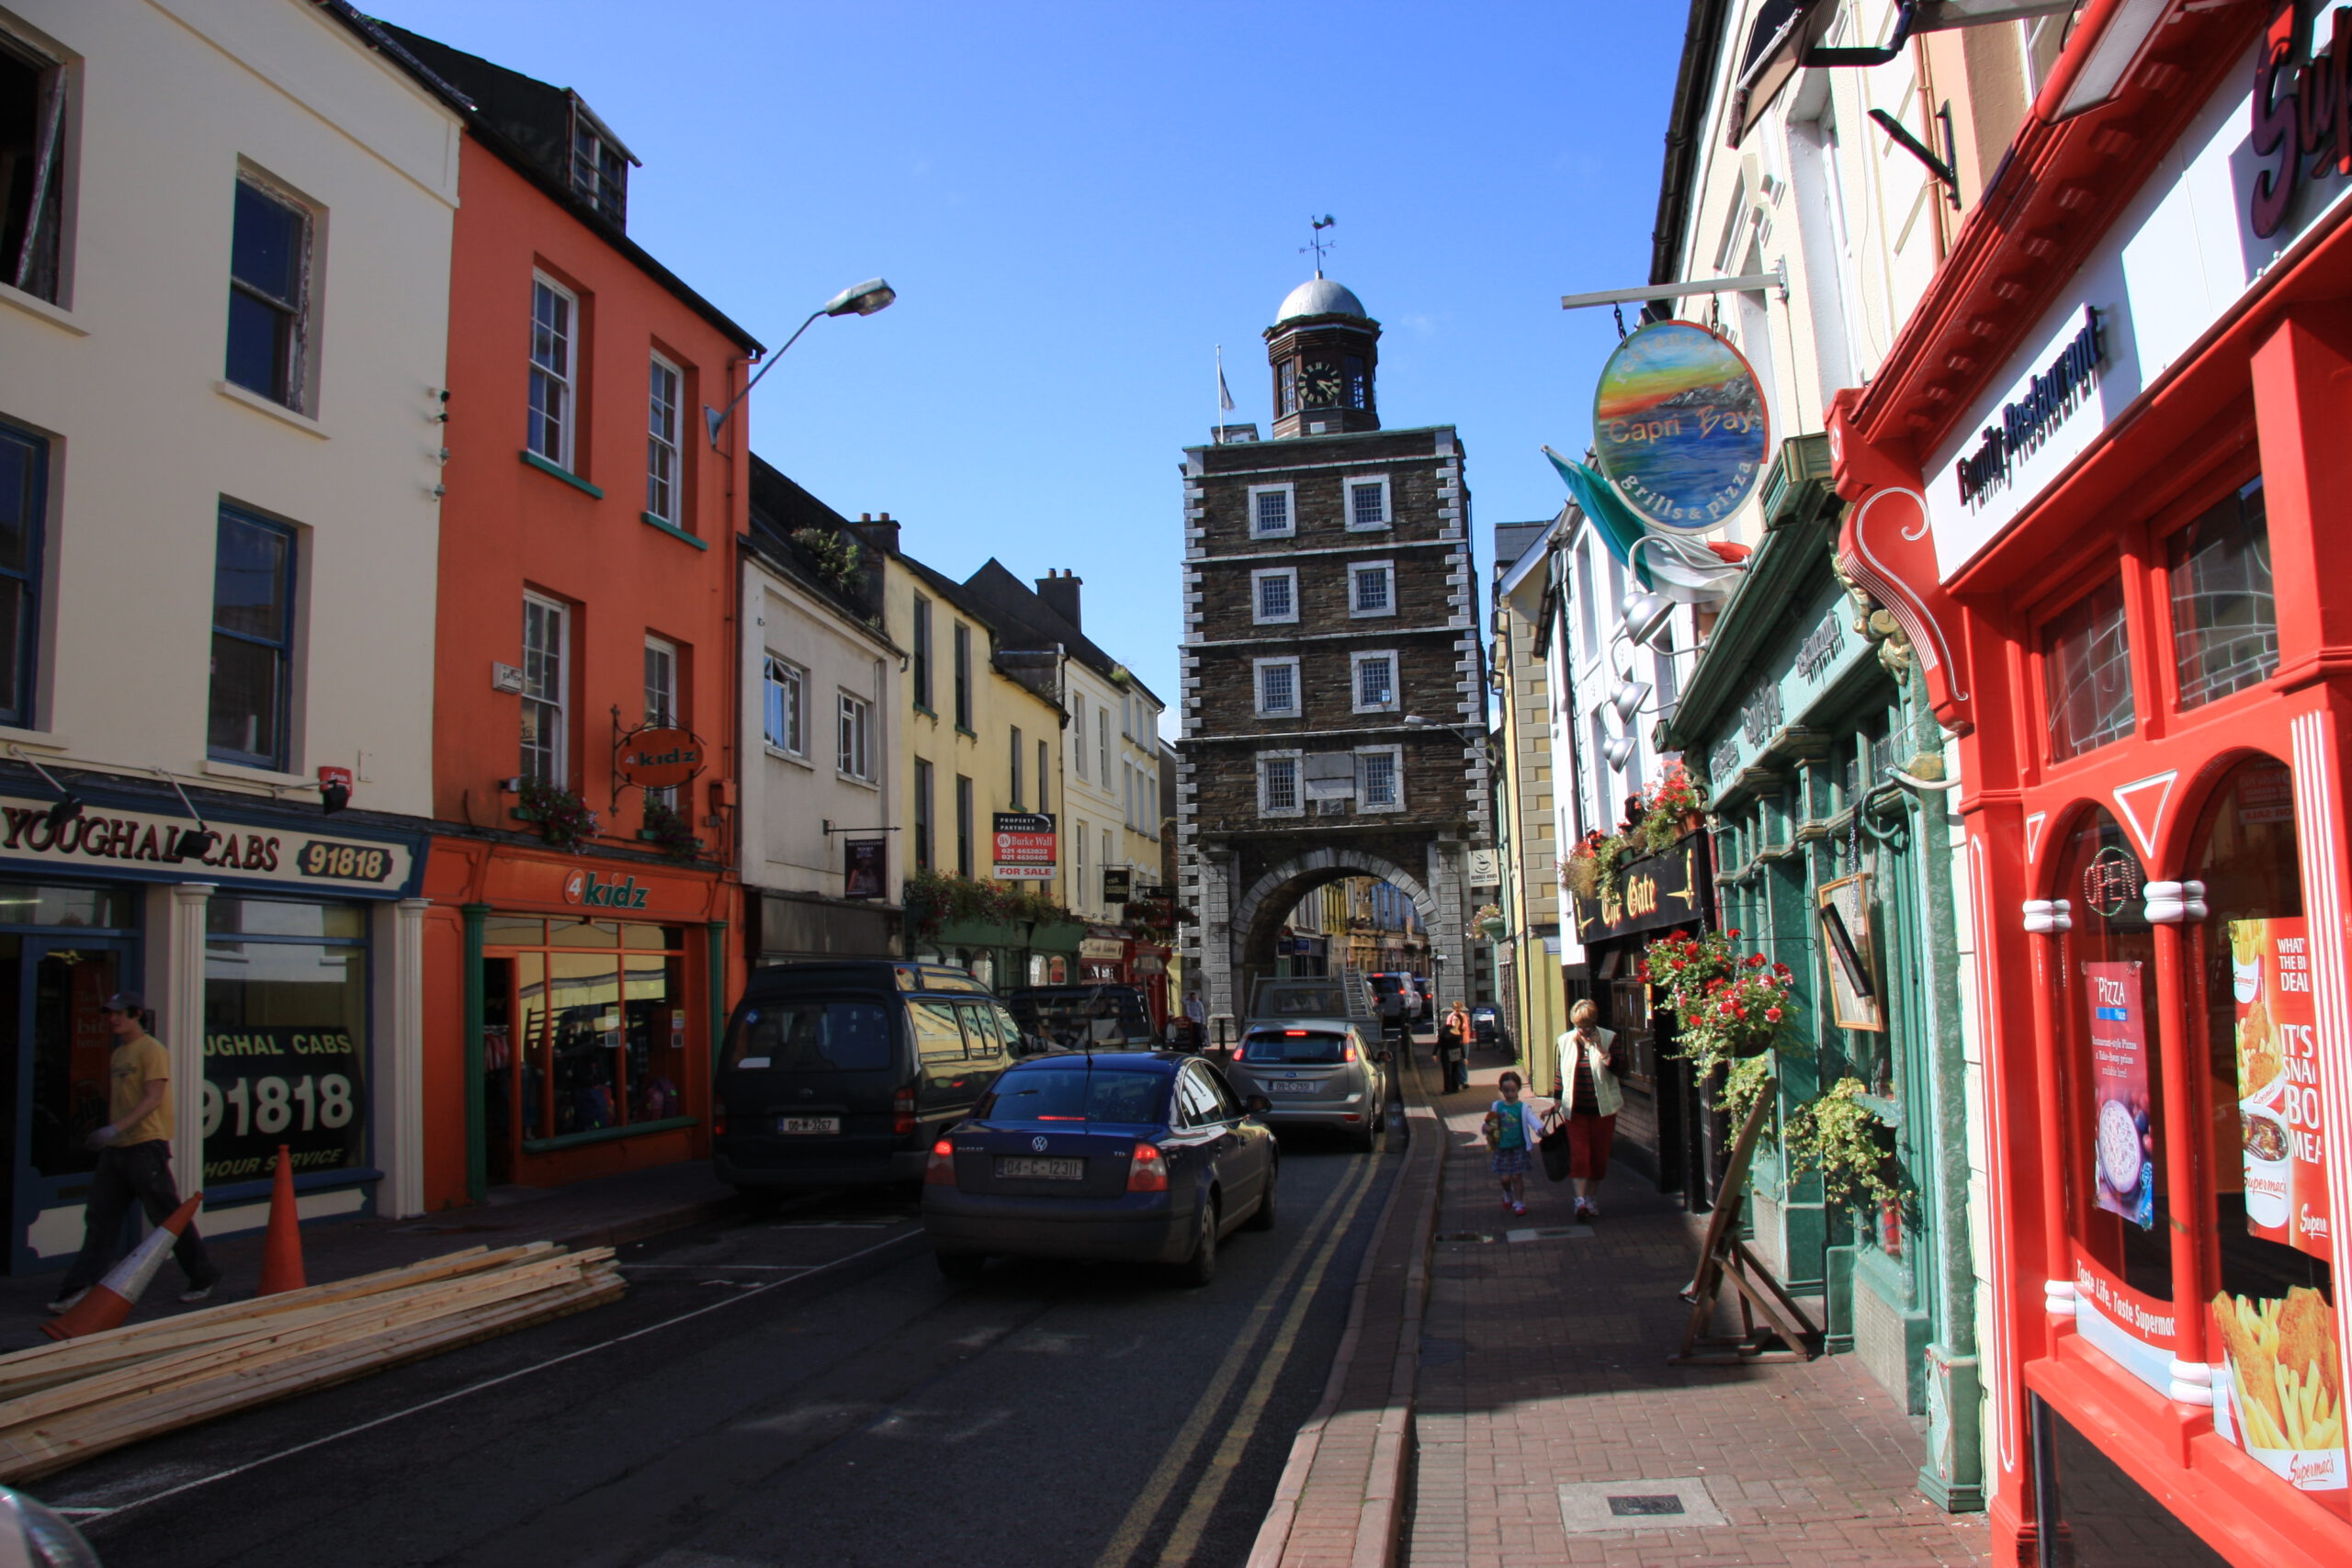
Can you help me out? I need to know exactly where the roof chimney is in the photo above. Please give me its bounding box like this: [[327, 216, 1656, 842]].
[[850, 510, 899, 558], [1036, 569, 1082, 631]]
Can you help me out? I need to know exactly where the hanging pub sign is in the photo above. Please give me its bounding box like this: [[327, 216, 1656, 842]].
[[1567, 832, 1705, 944], [843, 838, 887, 899], [614, 727, 707, 791], [1590, 320, 1770, 531], [1102, 866, 1133, 903]]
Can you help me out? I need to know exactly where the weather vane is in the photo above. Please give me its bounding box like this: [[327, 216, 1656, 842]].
[[1301, 214, 1337, 276]]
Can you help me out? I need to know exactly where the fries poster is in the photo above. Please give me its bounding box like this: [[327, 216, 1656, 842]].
[[2085, 961, 2154, 1231], [2212, 1287, 2347, 1503], [2231, 918, 2330, 1260]]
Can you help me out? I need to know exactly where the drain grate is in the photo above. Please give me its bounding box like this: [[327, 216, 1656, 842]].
[[1558, 1477, 1726, 1535]]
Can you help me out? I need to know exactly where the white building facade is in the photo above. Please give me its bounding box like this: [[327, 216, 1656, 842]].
[[0, 0, 460, 1258]]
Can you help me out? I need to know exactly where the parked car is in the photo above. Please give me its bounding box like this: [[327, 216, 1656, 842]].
[[1366, 972, 1429, 1032], [1222, 1022, 1388, 1151], [1005, 983, 1159, 1052], [714, 962, 1020, 1198], [1247, 976, 1363, 1027], [922, 1050, 1277, 1285]]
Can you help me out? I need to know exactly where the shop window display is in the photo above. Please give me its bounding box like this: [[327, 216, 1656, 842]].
[[485, 919, 689, 1150], [202, 897, 368, 1187]]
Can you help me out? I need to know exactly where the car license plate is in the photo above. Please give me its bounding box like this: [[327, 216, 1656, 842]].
[[775, 1116, 840, 1134], [996, 1156, 1084, 1180], [1268, 1080, 1315, 1094]]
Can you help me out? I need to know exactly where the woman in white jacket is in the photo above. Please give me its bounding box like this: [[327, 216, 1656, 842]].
[[1553, 999, 1625, 1220]]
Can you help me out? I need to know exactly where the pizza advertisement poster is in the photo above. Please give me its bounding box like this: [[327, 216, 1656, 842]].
[[2084, 960, 2154, 1231], [2230, 918, 2331, 1260], [2211, 1285, 2348, 1508]]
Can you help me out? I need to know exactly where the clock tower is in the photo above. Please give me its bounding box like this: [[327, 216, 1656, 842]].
[[1265, 275, 1379, 439]]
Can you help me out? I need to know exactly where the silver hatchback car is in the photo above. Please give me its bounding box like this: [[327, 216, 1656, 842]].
[[1224, 1021, 1387, 1151]]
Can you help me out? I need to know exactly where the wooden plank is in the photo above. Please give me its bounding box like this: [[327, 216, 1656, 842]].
[[0, 1275, 624, 1482]]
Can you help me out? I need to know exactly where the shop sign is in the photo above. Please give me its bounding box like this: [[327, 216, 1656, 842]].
[[992, 812, 1057, 881], [2230, 919, 2330, 1259], [1568, 834, 1704, 944], [614, 728, 707, 790], [1102, 866, 1132, 903], [842, 838, 887, 899], [2251, 6, 2352, 238], [1591, 321, 1770, 530], [1951, 308, 2106, 512], [2085, 960, 2154, 1231], [1079, 938, 1126, 962], [0, 793, 417, 896], [1793, 609, 1846, 683], [2211, 1280, 2348, 1499], [2071, 1251, 2178, 1396], [2082, 845, 2143, 919], [201, 1026, 364, 1185], [562, 869, 650, 909]]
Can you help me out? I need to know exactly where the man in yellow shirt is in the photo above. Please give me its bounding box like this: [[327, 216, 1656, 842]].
[[48, 992, 220, 1314]]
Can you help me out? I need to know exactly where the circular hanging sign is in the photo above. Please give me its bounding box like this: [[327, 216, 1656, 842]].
[[615, 726, 707, 790], [1590, 320, 1770, 531]]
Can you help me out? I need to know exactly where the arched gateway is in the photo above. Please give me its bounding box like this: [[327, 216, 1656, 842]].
[[1173, 274, 1490, 1022]]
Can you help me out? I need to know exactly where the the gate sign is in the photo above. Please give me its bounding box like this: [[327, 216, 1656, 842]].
[[1591, 321, 1770, 530], [615, 727, 707, 790]]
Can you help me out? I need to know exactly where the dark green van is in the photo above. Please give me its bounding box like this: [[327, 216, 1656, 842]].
[[715, 961, 1021, 1194]]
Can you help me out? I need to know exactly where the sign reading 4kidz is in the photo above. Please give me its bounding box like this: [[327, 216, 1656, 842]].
[[2231, 918, 2331, 1259]]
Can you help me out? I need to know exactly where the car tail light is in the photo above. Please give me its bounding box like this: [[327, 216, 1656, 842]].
[[924, 1138, 956, 1185], [1342, 1039, 1357, 1063], [1125, 1141, 1168, 1193], [713, 1110, 728, 1137], [893, 1084, 918, 1136]]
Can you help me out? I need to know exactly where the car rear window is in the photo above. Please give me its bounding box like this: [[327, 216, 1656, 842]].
[[1241, 1030, 1352, 1065], [725, 999, 894, 1072], [978, 1066, 1167, 1124], [1010, 989, 1153, 1048], [1261, 990, 1341, 1017]]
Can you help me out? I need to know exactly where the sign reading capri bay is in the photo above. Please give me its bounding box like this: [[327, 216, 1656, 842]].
[[1591, 321, 1770, 529], [202, 1027, 366, 1184]]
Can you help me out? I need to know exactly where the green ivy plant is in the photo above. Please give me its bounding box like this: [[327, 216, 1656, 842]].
[[515, 777, 598, 850], [1781, 1077, 1904, 1211]]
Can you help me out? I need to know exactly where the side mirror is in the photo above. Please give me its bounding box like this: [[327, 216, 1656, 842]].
[[1245, 1094, 1272, 1116], [1376, 1049, 1393, 1065]]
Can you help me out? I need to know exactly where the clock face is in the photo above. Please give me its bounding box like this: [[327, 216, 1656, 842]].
[[1303, 361, 1342, 407]]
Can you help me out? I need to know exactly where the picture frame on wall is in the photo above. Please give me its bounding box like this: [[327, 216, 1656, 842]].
[[1816, 873, 1883, 1032]]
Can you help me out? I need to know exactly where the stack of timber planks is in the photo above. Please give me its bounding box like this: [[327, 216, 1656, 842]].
[[0, 1242, 622, 1482]]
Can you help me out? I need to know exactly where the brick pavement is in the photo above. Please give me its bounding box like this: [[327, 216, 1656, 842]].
[[1406, 1060, 1990, 1568]]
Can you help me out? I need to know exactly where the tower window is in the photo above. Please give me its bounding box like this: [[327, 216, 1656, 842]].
[[1346, 477, 1391, 531], [1351, 649, 1398, 713], [1255, 657, 1301, 716], [1258, 752, 1303, 818], [1350, 561, 1395, 617], [1248, 483, 1295, 538], [1252, 568, 1298, 625], [1278, 361, 1298, 416], [1346, 355, 1368, 410]]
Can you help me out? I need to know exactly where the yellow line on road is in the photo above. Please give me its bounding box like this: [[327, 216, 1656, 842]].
[[1091, 1152, 1380, 1568], [1153, 1153, 1379, 1565]]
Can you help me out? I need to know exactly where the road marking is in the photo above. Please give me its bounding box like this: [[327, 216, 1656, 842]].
[[620, 1263, 820, 1271], [1154, 1162, 1376, 1565], [57, 1226, 920, 1524], [1090, 1156, 1378, 1568]]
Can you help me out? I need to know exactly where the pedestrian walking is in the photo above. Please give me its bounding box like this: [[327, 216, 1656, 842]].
[[1551, 999, 1625, 1221], [1437, 1001, 1471, 1094], [1480, 1071, 1548, 1217], [49, 993, 220, 1315]]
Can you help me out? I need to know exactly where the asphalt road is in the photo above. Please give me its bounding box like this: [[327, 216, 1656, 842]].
[[39, 1095, 1406, 1568]]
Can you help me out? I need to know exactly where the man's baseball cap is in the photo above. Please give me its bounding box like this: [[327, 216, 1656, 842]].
[[100, 991, 143, 1014]]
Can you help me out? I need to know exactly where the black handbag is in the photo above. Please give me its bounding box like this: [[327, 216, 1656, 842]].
[[1538, 1117, 1572, 1182]]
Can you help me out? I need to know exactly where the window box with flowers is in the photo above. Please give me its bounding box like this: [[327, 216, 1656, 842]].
[[1563, 761, 1709, 906], [513, 778, 599, 849]]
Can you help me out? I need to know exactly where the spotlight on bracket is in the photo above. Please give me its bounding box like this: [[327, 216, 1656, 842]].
[[1610, 678, 1652, 724], [1621, 587, 1674, 648], [1602, 732, 1639, 773]]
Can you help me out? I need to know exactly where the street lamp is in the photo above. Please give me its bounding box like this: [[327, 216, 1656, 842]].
[[705, 277, 897, 447]]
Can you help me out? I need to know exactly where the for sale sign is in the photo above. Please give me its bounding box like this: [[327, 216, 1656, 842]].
[[992, 812, 1056, 881]]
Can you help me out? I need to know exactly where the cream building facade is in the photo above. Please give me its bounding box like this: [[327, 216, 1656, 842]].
[[0, 0, 461, 1257]]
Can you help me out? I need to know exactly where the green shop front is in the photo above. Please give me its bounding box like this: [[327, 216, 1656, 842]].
[[900, 872, 1082, 993], [1660, 437, 1983, 1510]]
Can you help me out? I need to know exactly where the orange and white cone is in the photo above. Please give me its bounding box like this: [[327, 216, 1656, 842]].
[[257, 1144, 306, 1296], [43, 1191, 204, 1341]]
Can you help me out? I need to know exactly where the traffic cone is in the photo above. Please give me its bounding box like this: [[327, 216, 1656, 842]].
[[257, 1144, 306, 1296], [42, 1191, 204, 1341]]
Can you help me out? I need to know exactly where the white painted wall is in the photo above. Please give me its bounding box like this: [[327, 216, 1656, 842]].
[[740, 557, 899, 908], [1062, 661, 1162, 919]]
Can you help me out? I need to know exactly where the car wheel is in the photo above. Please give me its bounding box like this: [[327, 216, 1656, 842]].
[[1175, 1197, 1219, 1287], [935, 1251, 987, 1281], [1356, 1114, 1385, 1155], [1244, 1159, 1279, 1231]]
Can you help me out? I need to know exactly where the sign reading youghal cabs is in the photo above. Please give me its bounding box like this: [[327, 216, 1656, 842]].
[[1568, 832, 1705, 943], [1591, 321, 1770, 530], [0, 793, 421, 895]]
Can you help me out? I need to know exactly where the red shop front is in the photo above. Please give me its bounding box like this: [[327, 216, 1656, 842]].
[[1828, 8, 2352, 1562], [421, 838, 736, 1208]]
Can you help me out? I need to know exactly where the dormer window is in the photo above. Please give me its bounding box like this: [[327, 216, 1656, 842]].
[[567, 101, 635, 226]]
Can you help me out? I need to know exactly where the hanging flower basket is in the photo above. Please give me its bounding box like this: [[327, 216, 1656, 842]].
[[514, 778, 599, 850]]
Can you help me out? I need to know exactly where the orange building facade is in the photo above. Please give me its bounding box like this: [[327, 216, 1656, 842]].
[[388, 30, 759, 1210]]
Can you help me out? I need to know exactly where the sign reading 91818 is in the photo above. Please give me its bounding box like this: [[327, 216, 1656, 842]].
[[296, 840, 396, 884]]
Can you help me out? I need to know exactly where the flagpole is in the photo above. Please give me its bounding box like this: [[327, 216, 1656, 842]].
[[1216, 344, 1225, 442]]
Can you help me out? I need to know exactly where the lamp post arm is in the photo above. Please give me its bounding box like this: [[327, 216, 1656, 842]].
[[705, 306, 826, 448]]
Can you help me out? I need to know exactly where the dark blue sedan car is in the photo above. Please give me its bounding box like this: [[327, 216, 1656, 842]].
[[921, 1051, 1277, 1286]]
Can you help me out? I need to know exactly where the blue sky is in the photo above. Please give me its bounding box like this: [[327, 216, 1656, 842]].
[[372, 2, 1684, 732]]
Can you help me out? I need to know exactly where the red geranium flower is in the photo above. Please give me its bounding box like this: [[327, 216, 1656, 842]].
[[1766, 1007, 1782, 1022]]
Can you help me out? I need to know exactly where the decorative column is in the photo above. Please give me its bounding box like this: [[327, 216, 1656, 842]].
[[2143, 878, 2212, 1404], [165, 883, 215, 1196], [374, 898, 430, 1219], [2021, 897, 2075, 1325]]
